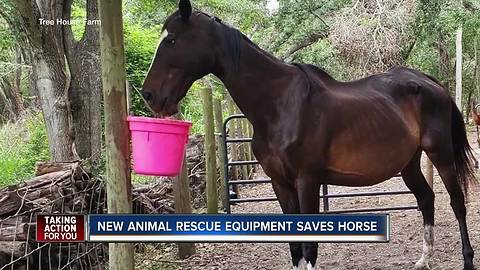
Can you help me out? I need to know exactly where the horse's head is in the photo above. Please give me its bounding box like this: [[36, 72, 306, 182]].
[[142, 0, 217, 116]]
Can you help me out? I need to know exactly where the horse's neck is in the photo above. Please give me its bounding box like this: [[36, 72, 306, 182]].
[[215, 38, 299, 127]]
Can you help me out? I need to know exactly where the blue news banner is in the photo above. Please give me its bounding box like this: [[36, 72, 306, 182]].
[[87, 214, 389, 242]]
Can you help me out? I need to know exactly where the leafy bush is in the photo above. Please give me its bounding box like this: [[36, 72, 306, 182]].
[[0, 112, 49, 187], [124, 21, 160, 117], [24, 113, 50, 168]]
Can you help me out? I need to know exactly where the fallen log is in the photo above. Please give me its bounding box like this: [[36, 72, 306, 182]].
[[34, 161, 81, 176], [0, 134, 207, 269], [0, 161, 178, 269], [0, 221, 31, 241]]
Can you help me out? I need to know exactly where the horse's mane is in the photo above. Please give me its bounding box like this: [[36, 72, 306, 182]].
[[165, 10, 306, 71], [195, 11, 286, 70]]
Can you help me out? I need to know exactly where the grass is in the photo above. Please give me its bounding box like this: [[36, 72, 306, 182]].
[[132, 173, 159, 184], [0, 112, 50, 187]]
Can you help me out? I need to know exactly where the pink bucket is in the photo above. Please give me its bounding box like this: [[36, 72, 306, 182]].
[[127, 116, 192, 176]]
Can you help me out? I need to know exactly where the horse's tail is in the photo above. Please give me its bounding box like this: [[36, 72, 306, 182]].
[[451, 99, 477, 194]]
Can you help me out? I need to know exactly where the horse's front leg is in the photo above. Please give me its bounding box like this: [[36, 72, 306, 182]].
[[270, 180, 303, 269], [296, 173, 321, 270]]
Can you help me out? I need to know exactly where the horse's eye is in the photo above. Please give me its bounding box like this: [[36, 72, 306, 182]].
[[165, 38, 175, 45]]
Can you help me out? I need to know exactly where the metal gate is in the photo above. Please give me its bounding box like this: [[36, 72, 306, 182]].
[[222, 114, 418, 214]]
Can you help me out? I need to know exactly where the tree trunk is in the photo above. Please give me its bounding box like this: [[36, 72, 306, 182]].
[[11, 46, 25, 115], [466, 91, 473, 123], [0, 80, 15, 119], [455, 27, 463, 111], [438, 31, 453, 92], [23, 50, 40, 109], [64, 0, 102, 166], [0, 81, 15, 120], [13, 0, 76, 162], [33, 54, 76, 162]]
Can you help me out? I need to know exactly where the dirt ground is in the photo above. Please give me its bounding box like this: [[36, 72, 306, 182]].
[[137, 130, 480, 270]]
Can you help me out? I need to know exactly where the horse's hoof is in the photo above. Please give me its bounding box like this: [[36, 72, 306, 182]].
[[463, 262, 475, 270], [415, 261, 430, 270], [229, 191, 238, 200]]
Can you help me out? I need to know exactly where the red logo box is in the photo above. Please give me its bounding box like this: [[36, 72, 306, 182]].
[[36, 214, 85, 242]]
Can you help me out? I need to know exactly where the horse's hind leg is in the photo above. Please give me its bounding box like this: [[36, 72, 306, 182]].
[[401, 150, 435, 269], [423, 141, 474, 270]]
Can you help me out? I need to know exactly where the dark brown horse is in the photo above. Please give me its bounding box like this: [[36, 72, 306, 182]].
[[142, 1, 477, 269]]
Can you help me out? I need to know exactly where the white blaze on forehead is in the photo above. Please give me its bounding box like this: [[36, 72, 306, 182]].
[[158, 29, 169, 44], [146, 29, 169, 74]]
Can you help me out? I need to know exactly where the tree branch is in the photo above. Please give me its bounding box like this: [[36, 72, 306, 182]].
[[462, 0, 479, 13], [401, 39, 417, 63], [281, 32, 327, 61], [12, 0, 43, 49], [307, 8, 329, 29], [62, 0, 76, 62], [84, 0, 100, 40]]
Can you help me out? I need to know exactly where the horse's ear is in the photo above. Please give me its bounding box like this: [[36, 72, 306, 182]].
[[179, 0, 192, 21]]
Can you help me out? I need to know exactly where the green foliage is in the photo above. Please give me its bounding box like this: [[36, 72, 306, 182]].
[[71, 2, 87, 40], [124, 21, 160, 117], [181, 82, 206, 134], [0, 19, 14, 58], [124, 0, 177, 28], [24, 114, 50, 163], [264, 0, 350, 56], [292, 38, 348, 80], [406, 40, 440, 78], [0, 113, 49, 187], [0, 18, 15, 77]]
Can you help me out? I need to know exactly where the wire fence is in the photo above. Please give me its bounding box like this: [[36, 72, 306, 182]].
[[0, 163, 107, 270], [0, 161, 178, 270]]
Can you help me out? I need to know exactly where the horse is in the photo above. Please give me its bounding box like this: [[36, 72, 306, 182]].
[[141, 1, 477, 269]]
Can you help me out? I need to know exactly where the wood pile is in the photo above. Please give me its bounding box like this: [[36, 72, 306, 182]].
[[0, 161, 176, 269], [0, 135, 207, 269], [185, 135, 207, 209], [0, 162, 104, 269]]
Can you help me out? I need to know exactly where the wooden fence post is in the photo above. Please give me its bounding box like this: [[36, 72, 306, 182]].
[[248, 123, 255, 172], [227, 96, 239, 195], [213, 97, 227, 209], [235, 109, 248, 180], [174, 154, 196, 258], [242, 119, 252, 177], [97, 1, 134, 269], [475, 31, 479, 101], [425, 158, 434, 189], [202, 83, 218, 213]]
